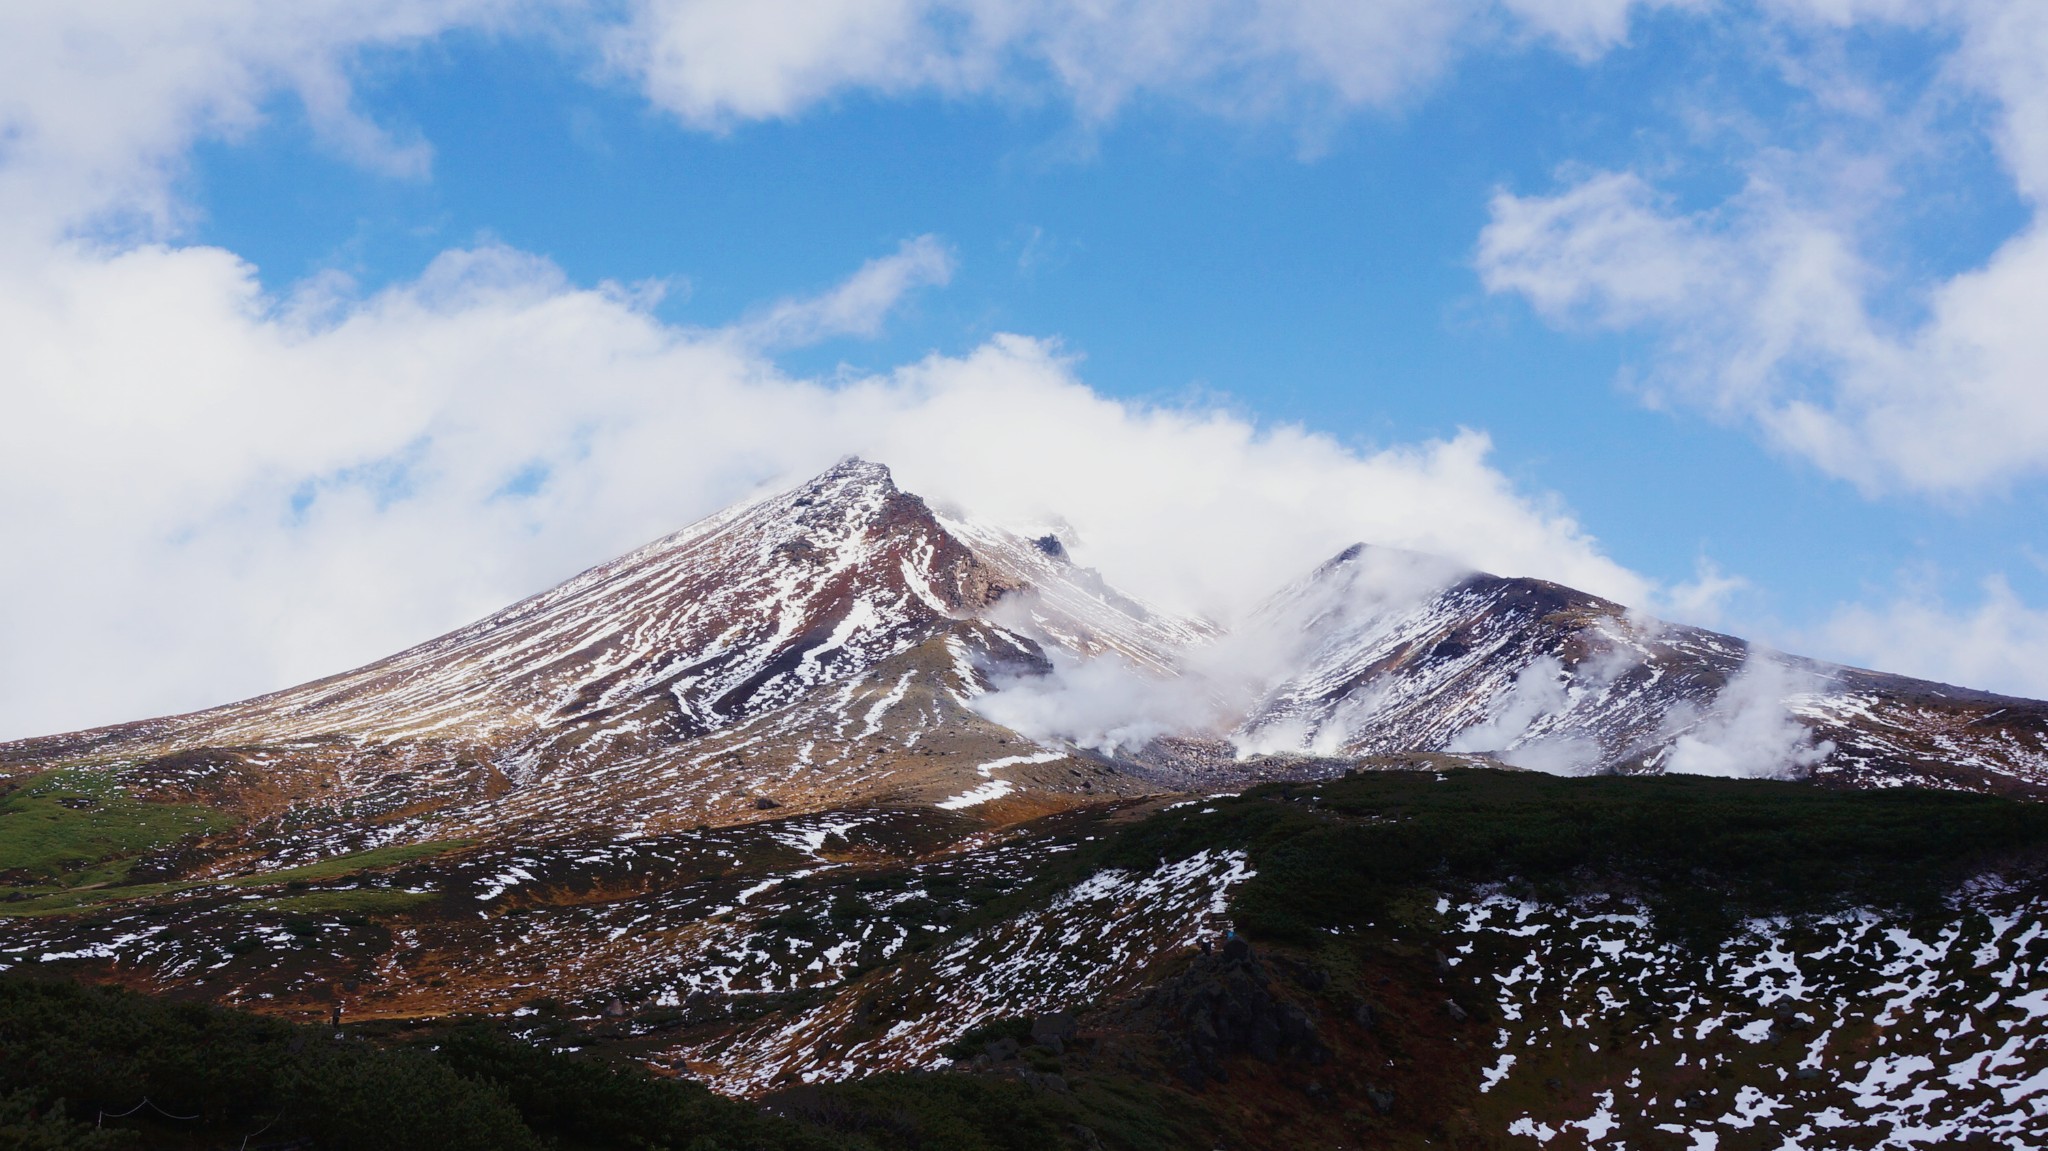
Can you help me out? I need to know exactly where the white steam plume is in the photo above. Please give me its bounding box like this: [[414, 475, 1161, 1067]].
[[1660, 654, 1835, 779], [1446, 656, 1569, 756], [975, 543, 1482, 758]]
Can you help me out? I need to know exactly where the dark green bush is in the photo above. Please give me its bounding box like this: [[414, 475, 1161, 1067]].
[[764, 1074, 1069, 1151], [0, 978, 1101, 1150], [0, 978, 535, 1150], [1108, 771, 2048, 945]]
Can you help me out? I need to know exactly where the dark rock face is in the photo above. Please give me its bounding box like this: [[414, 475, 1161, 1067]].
[[1031, 1009, 1077, 1054], [1132, 940, 1329, 1089]]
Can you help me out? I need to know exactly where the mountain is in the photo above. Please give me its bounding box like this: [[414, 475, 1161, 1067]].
[[4, 459, 2048, 1150], [7, 458, 2046, 859], [1226, 542, 2048, 796], [1, 459, 1210, 870]]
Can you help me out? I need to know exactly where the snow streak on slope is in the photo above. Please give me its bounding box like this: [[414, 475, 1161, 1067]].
[[123, 459, 1005, 752], [681, 848, 1255, 1093], [1229, 545, 2048, 793], [0, 460, 1218, 855]]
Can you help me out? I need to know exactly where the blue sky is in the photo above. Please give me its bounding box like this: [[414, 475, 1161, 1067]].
[[188, 13, 2035, 621], [4, 2, 2048, 736]]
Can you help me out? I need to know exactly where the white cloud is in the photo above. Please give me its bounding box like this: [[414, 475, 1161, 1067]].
[[0, 1, 523, 241], [1446, 655, 1571, 754], [1659, 558, 1750, 628], [1821, 577, 2048, 699], [971, 653, 1220, 754], [0, 1, 1692, 742], [1504, 0, 1704, 59], [603, 0, 1689, 130], [1478, 1, 2048, 496], [0, 1, 1694, 241], [735, 235, 955, 348], [10, 0, 2038, 750]]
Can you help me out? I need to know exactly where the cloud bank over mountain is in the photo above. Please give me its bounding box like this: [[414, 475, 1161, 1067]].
[[0, 230, 1644, 739]]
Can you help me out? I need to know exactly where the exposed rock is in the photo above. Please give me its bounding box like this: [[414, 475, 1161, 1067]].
[[1126, 939, 1329, 1090], [1031, 1009, 1078, 1047]]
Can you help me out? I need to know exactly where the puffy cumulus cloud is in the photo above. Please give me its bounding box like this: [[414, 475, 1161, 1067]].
[[602, 0, 1694, 129], [1820, 577, 2048, 699], [0, 226, 1652, 741], [1478, 1, 2048, 497], [876, 366, 1649, 619]]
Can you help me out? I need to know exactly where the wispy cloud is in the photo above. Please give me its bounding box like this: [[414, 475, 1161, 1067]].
[[1822, 576, 2048, 698], [1477, 2, 2048, 497], [601, 0, 1689, 131], [734, 235, 955, 348]]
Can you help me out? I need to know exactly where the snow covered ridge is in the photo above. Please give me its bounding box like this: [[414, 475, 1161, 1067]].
[[1227, 546, 2048, 792]]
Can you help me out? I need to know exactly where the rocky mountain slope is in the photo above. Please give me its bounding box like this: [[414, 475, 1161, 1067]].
[[5, 458, 2048, 1149], [5, 457, 2045, 859], [6, 771, 2046, 1151], [1, 460, 1211, 871]]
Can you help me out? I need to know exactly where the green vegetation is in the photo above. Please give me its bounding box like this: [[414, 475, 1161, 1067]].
[[1109, 770, 2048, 944], [0, 771, 229, 889], [7, 771, 2044, 1147], [0, 797, 466, 918], [0, 977, 536, 1150], [0, 880, 201, 918], [0, 977, 1116, 1150], [763, 1075, 1071, 1151]]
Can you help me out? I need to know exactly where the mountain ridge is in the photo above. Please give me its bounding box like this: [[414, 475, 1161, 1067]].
[[7, 457, 2048, 848]]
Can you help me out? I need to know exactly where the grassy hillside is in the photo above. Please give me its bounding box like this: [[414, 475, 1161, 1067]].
[[0, 771, 229, 890]]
